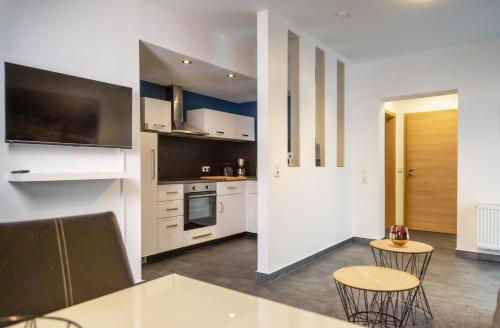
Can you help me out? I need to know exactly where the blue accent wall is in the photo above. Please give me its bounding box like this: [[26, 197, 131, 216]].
[[140, 81, 257, 119]]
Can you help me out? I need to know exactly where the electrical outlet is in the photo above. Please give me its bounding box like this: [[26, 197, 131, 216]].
[[202, 166, 211, 173]]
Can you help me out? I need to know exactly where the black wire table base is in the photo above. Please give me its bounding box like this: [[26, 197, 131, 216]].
[[335, 281, 419, 328], [371, 246, 433, 325]]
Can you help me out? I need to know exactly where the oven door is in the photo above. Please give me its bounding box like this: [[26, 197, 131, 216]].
[[184, 191, 217, 230]]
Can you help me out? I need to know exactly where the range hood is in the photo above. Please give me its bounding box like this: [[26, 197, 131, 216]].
[[171, 85, 209, 136]]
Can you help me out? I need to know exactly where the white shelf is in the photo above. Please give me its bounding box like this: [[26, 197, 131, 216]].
[[7, 171, 129, 182]]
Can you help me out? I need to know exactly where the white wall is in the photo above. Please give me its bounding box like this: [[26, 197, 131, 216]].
[[0, 0, 143, 280], [257, 10, 352, 274], [351, 38, 500, 255], [385, 94, 459, 224]]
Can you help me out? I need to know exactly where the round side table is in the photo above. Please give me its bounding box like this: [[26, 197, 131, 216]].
[[333, 266, 420, 328], [370, 239, 434, 324]]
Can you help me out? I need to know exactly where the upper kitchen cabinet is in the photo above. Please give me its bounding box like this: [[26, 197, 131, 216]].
[[233, 115, 255, 141], [141, 97, 171, 133], [187, 108, 255, 141]]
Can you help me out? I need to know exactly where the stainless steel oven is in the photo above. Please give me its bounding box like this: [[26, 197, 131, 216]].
[[184, 182, 217, 231]]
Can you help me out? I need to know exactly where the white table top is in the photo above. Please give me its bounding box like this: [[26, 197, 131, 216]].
[[9, 274, 357, 328]]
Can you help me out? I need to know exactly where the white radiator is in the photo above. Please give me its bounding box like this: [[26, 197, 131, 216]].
[[477, 204, 500, 251]]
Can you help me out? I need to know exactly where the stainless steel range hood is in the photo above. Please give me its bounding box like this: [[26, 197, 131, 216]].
[[171, 85, 209, 136]]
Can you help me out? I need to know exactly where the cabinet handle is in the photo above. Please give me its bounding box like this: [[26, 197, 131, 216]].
[[227, 186, 237, 190], [166, 207, 178, 211], [193, 233, 212, 240], [151, 149, 156, 180], [219, 202, 224, 214], [166, 224, 178, 228], [216, 131, 225, 135], [153, 123, 165, 129], [242, 134, 249, 137], [166, 191, 179, 194]]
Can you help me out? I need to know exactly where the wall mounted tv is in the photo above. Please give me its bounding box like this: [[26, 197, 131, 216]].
[[5, 62, 132, 149]]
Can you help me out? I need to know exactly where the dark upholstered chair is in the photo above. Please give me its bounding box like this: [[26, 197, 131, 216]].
[[0, 212, 134, 318], [494, 288, 500, 327]]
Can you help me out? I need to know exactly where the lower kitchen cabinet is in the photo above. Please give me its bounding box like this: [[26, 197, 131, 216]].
[[157, 216, 183, 252], [217, 193, 246, 238], [184, 226, 217, 246]]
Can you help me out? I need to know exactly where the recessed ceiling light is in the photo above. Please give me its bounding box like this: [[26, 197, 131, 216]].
[[335, 10, 351, 18], [226, 73, 235, 78], [181, 59, 192, 65]]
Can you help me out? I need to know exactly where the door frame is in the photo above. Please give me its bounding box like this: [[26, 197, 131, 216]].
[[385, 111, 396, 229]]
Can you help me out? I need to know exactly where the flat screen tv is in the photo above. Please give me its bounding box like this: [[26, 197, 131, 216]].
[[5, 62, 132, 148]]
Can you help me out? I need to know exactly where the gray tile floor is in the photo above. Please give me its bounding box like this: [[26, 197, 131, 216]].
[[143, 232, 500, 327]]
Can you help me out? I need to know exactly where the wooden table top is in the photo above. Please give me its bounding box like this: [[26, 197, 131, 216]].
[[333, 266, 420, 292], [370, 239, 434, 254]]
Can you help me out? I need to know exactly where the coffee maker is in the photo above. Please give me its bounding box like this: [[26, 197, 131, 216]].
[[236, 158, 246, 177]]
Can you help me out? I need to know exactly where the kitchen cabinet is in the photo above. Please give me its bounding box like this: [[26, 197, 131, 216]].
[[157, 216, 183, 252], [245, 181, 258, 234], [217, 190, 246, 238], [141, 97, 171, 133], [187, 108, 255, 141], [141, 132, 159, 257], [233, 115, 255, 141], [184, 226, 217, 246], [187, 108, 234, 139]]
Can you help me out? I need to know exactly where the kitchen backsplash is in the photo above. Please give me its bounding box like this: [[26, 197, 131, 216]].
[[158, 135, 257, 180]]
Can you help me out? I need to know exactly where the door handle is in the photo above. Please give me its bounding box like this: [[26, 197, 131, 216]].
[[407, 168, 416, 178]]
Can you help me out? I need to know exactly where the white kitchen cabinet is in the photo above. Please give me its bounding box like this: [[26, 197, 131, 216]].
[[245, 181, 258, 234], [217, 193, 246, 238], [141, 132, 159, 257], [233, 115, 255, 141], [157, 200, 184, 218], [184, 226, 217, 246], [141, 97, 171, 133], [187, 108, 234, 139], [157, 184, 183, 201], [217, 181, 246, 196], [157, 216, 183, 252]]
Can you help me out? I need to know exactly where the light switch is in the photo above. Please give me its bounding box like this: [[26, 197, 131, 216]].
[[274, 163, 280, 178], [361, 170, 367, 184]]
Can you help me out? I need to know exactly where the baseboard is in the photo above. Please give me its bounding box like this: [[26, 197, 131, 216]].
[[255, 237, 354, 283], [456, 250, 500, 263], [143, 232, 248, 264], [351, 237, 375, 245], [245, 232, 258, 239]]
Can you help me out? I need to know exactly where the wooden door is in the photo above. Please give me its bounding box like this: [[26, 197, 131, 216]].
[[385, 113, 396, 229], [405, 110, 457, 234]]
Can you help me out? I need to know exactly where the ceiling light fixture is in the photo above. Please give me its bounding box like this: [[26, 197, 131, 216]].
[[181, 59, 192, 65], [335, 10, 351, 18], [226, 73, 235, 78]]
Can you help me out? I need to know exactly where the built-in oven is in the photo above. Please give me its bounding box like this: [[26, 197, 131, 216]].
[[184, 182, 217, 231]]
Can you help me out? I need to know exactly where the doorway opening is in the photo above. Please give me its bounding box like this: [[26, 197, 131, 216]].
[[383, 92, 458, 234]]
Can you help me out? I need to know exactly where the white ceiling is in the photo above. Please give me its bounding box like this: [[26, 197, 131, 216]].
[[140, 41, 257, 103], [146, 0, 500, 62]]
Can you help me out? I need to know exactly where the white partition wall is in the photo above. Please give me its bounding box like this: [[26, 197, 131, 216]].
[[257, 10, 352, 275]]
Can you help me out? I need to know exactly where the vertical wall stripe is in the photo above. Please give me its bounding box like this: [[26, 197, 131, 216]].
[[58, 219, 74, 305], [54, 221, 69, 307]]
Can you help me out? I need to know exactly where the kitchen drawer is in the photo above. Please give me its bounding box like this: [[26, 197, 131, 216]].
[[157, 216, 183, 252], [157, 200, 184, 218], [157, 184, 184, 201], [217, 181, 245, 196], [184, 226, 217, 246]]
